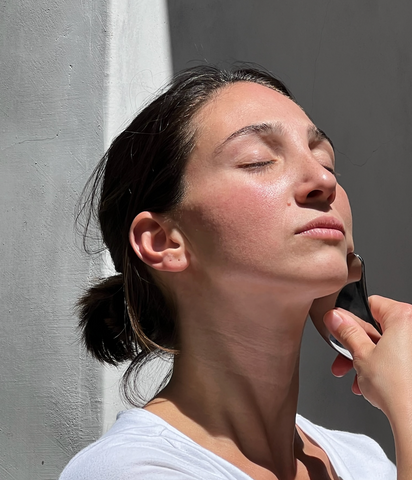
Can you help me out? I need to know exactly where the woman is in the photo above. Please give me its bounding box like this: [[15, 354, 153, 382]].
[[60, 66, 412, 479]]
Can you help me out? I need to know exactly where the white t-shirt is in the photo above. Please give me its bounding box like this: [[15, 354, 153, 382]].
[[60, 408, 396, 480]]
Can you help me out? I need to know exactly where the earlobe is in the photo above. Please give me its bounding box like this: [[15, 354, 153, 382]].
[[129, 212, 189, 272]]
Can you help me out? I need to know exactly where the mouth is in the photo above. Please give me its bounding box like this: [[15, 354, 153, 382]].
[[295, 216, 345, 240]]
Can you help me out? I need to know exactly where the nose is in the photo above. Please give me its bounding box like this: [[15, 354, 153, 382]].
[[294, 158, 337, 208]]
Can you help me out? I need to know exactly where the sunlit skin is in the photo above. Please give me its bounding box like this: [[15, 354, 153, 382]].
[[130, 82, 355, 480], [175, 82, 353, 300]]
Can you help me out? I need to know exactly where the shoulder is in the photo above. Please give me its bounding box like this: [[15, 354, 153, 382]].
[[59, 408, 249, 480], [59, 409, 202, 479], [297, 414, 396, 480]]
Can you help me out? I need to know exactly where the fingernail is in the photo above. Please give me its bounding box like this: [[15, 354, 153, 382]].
[[328, 310, 343, 331]]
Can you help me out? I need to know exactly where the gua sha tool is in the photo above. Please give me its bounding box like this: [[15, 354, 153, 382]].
[[309, 253, 382, 360]]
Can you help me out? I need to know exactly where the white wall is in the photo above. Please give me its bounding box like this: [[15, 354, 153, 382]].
[[0, 1, 172, 478], [101, 0, 173, 433], [1, 2, 106, 478]]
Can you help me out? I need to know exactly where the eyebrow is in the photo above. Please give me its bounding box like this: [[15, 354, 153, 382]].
[[213, 121, 334, 156], [213, 122, 283, 156], [308, 125, 335, 151]]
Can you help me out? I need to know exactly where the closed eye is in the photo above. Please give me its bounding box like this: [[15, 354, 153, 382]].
[[238, 161, 275, 170], [323, 165, 339, 177]]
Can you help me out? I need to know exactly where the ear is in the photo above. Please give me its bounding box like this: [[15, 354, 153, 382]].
[[129, 212, 189, 272]]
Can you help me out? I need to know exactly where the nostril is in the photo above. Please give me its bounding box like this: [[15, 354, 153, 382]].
[[307, 190, 322, 198], [328, 191, 336, 203]]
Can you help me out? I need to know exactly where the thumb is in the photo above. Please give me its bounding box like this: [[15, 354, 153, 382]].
[[323, 309, 375, 361]]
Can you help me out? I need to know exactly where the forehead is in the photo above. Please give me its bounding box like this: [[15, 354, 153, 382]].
[[191, 82, 314, 153]]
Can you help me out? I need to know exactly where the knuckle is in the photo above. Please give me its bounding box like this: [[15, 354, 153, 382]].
[[400, 303, 412, 319], [368, 294, 380, 303], [370, 295, 412, 327], [391, 303, 412, 327]]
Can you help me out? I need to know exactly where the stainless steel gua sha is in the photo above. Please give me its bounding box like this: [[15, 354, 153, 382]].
[[309, 253, 382, 360]]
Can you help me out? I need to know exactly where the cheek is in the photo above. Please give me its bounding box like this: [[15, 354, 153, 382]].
[[336, 185, 354, 250], [179, 179, 288, 264]]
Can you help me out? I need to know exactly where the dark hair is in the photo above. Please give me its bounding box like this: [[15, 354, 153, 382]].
[[77, 65, 293, 404]]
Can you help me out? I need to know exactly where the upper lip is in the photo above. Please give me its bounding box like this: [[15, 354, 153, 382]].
[[296, 216, 345, 235]]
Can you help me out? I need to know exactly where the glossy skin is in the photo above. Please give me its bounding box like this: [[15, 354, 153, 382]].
[[130, 82, 411, 479], [177, 82, 353, 303]]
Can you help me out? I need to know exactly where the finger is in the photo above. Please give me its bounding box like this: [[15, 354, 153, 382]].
[[369, 295, 412, 331], [323, 309, 375, 360], [335, 307, 381, 343], [352, 375, 362, 395], [331, 354, 353, 377]]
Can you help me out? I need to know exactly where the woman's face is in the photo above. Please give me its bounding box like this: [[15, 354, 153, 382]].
[[176, 82, 353, 299]]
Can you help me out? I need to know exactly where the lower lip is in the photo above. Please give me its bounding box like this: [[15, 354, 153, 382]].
[[297, 228, 345, 240]]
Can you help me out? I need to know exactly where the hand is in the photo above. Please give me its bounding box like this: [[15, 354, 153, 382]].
[[324, 295, 412, 421], [324, 295, 412, 478]]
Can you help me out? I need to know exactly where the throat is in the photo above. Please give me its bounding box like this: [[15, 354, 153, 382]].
[[145, 399, 337, 480], [146, 290, 316, 478], [145, 350, 303, 478]]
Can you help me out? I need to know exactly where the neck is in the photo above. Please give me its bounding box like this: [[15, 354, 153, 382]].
[[147, 277, 313, 478]]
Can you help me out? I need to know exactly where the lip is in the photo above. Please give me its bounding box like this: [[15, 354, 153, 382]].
[[296, 216, 345, 237]]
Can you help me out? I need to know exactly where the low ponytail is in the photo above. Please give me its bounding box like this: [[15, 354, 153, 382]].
[[77, 274, 137, 365]]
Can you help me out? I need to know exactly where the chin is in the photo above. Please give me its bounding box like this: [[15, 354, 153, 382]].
[[302, 249, 349, 297]]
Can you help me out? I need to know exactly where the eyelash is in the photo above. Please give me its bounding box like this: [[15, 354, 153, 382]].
[[239, 161, 274, 170], [239, 162, 339, 178], [324, 166, 339, 177]]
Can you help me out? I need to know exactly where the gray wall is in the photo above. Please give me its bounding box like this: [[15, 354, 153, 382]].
[[167, 0, 412, 461], [0, 1, 106, 478]]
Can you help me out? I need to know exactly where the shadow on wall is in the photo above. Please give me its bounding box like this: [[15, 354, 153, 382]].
[[166, 0, 412, 462]]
